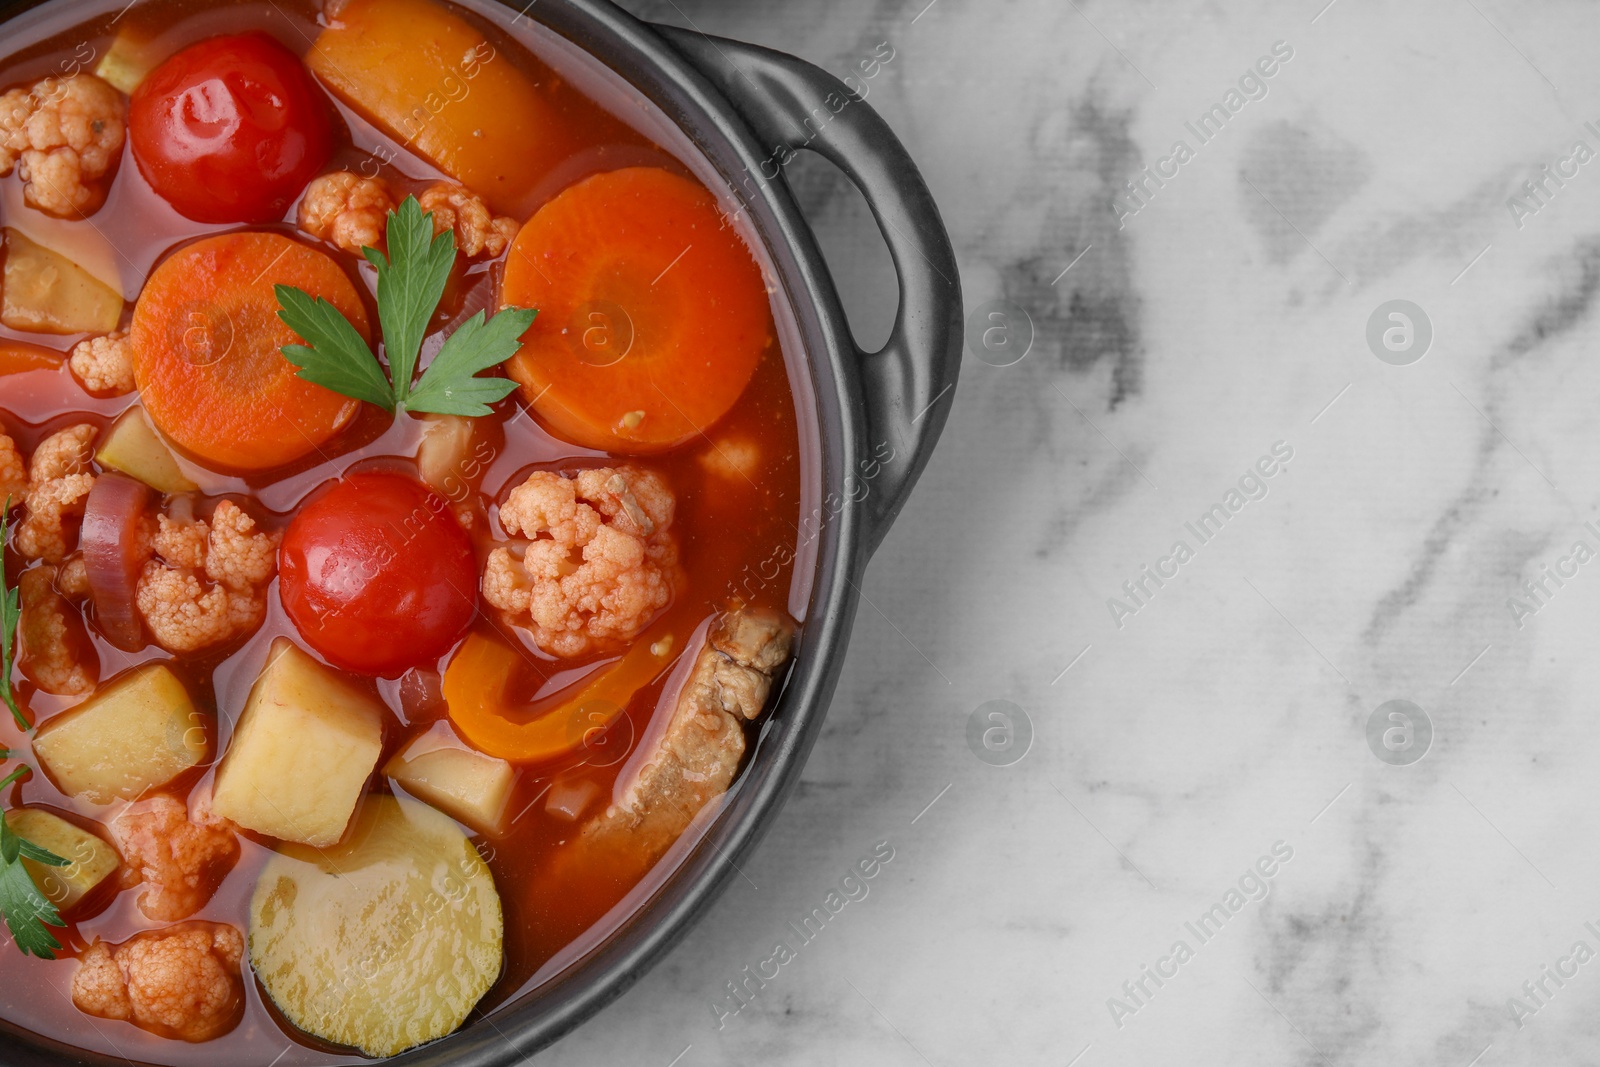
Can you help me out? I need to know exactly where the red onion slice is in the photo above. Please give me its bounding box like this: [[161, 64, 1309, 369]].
[[82, 473, 153, 652]]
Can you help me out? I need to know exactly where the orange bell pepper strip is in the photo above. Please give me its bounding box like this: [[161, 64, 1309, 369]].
[[0, 340, 63, 376], [306, 0, 575, 219], [443, 627, 679, 764]]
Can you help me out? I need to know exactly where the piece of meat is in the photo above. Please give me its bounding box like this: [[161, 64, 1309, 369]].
[[111, 794, 240, 922], [136, 501, 278, 653], [70, 922, 245, 1042], [297, 170, 395, 254], [417, 181, 519, 258], [582, 606, 794, 857], [14, 423, 96, 563], [484, 466, 681, 658], [68, 329, 135, 395], [0, 74, 125, 216], [17, 563, 97, 695]]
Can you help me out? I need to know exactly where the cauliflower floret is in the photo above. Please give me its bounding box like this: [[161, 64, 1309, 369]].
[[0, 433, 24, 503], [14, 423, 96, 563], [699, 437, 761, 482], [71, 922, 245, 1042], [17, 564, 96, 695], [136, 501, 279, 653], [418, 181, 520, 258], [56, 554, 89, 599], [151, 513, 207, 570], [68, 329, 135, 395], [112, 794, 240, 922], [203, 501, 276, 588], [0, 74, 125, 216], [484, 466, 679, 658], [24, 423, 95, 483], [297, 174, 517, 259], [298, 170, 396, 254], [15, 472, 93, 562]]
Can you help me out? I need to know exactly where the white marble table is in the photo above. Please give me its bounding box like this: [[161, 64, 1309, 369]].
[[547, 1, 1600, 1063]]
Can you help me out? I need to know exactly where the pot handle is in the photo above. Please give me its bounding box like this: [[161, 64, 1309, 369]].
[[654, 26, 962, 557]]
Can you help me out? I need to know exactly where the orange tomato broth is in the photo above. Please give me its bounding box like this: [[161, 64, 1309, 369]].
[[0, 0, 812, 1061]]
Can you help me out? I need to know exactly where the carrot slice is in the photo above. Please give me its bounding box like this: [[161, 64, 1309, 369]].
[[501, 167, 774, 454], [130, 233, 368, 472], [0, 341, 63, 376], [443, 625, 677, 764]]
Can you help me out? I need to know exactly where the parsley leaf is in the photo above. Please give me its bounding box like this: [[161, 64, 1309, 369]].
[[277, 196, 534, 419], [1, 499, 24, 731], [0, 770, 67, 959], [364, 197, 457, 406], [0, 845, 64, 959], [277, 287, 396, 412], [407, 308, 537, 416]]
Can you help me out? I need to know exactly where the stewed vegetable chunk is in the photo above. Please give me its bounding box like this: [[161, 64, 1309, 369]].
[[94, 407, 198, 494], [11, 423, 96, 564], [94, 23, 161, 95], [68, 329, 135, 396], [277, 472, 478, 676], [112, 794, 239, 921], [210, 639, 383, 847], [298, 173, 518, 258], [17, 562, 98, 695], [72, 922, 245, 1042], [0, 74, 125, 216], [383, 723, 515, 836], [129, 232, 367, 472], [482, 466, 681, 658], [32, 664, 206, 804], [3, 808, 119, 911], [128, 33, 333, 224], [136, 500, 278, 653], [1, 230, 122, 334], [306, 0, 572, 217], [248, 795, 503, 1057], [501, 167, 773, 453]]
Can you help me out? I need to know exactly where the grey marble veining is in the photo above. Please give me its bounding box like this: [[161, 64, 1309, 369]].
[[543, 0, 1600, 1064]]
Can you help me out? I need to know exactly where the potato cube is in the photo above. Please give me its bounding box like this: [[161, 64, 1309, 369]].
[[96, 407, 200, 494], [212, 640, 384, 847], [543, 777, 598, 823], [383, 723, 515, 836], [2, 229, 123, 335], [416, 414, 476, 498], [4, 809, 120, 912], [94, 23, 162, 95], [34, 665, 206, 804]]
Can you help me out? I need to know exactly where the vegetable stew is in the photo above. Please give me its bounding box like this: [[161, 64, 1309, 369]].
[[0, 0, 812, 1060]]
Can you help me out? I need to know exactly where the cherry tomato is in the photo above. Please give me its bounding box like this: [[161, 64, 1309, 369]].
[[129, 32, 335, 224], [279, 472, 478, 676]]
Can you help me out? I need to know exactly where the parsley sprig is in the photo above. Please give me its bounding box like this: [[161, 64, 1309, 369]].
[[277, 196, 537, 417], [0, 500, 68, 959], [0, 767, 66, 958], [1, 500, 21, 732]]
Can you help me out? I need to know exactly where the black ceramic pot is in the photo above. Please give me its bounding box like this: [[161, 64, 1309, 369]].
[[0, 0, 961, 1062]]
